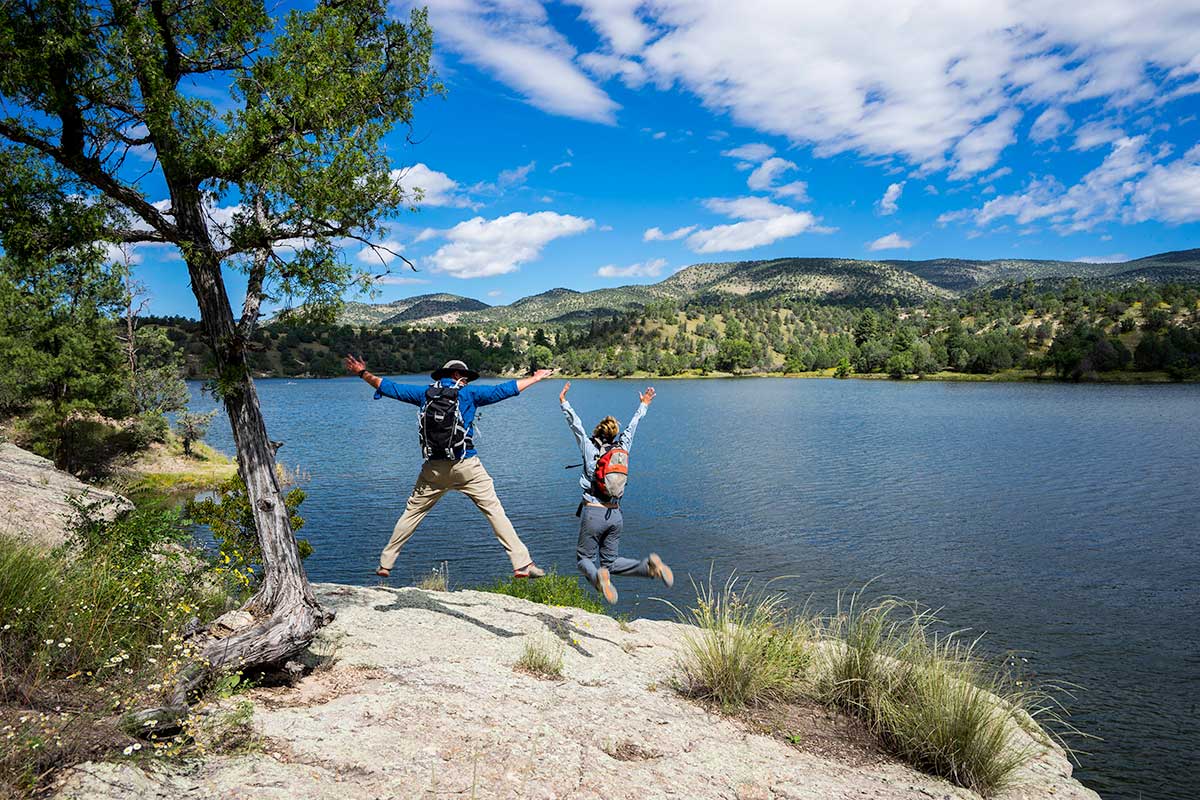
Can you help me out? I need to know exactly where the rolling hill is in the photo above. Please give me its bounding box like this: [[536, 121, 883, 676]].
[[338, 249, 1200, 327]]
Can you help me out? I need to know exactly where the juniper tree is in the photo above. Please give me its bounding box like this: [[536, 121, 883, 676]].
[[0, 0, 437, 724]]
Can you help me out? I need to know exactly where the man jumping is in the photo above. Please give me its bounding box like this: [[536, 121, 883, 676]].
[[344, 355, 554, 580]]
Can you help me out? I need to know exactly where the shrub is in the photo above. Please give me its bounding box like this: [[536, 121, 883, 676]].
[[669, 575, 810, 710], [479, 571, 606, 614], [186, 472, 311, 593], [0, 505, 233, 796], [812, 592, 1066, 796]]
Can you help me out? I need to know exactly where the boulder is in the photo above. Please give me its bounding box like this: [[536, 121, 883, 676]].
[[0, 442, 133, 548]]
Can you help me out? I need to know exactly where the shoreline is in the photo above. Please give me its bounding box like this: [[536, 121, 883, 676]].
[[233, 368, 1196, 384]]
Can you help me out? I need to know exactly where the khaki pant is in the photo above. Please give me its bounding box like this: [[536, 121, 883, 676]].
[[380, 457, 532, 572]]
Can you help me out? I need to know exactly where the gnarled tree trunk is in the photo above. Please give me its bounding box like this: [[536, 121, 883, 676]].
[[127, 214, 332, 733]]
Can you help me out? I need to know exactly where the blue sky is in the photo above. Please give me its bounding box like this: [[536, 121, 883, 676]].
[[132, 0, 1200, 316]]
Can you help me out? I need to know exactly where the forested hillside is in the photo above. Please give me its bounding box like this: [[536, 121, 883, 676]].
[[158, 280, 1200, 382], [338, 249, 1200, 328]]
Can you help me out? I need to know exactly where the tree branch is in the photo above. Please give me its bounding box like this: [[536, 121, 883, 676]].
[[0, 120, 178, 238]]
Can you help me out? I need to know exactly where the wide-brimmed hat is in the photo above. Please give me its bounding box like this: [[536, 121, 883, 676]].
[[431, 359, 480, 381]]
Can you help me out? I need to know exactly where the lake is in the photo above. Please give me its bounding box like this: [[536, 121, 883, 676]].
[[190, 376, 1199, 800]]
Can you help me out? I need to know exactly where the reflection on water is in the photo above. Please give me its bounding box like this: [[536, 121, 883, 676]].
[[191, 376, 1200, 800]]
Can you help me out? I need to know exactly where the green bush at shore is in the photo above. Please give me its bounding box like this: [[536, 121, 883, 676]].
[[478, 571, 607, 615], [0, 504, 239, 796]]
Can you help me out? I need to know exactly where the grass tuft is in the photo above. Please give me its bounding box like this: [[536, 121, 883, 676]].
[[514, 635, 564, 681], [416, 561, 449, 592], [811, 589, 1071, 796], [478, 570, 606, 614], [667, 574, 810, 710], [670, 579, 1077, 797]]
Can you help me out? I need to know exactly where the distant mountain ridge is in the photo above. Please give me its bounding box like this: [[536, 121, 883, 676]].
[[337, 249, 1200, 327]]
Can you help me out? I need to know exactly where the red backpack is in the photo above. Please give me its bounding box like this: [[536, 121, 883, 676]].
[[593, 445, 629, 500]]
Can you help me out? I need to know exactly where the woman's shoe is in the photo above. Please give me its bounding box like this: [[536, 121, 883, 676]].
[[375, 566, 390, 578], [597, 568, 618, 604], [647, 553, 673, 588]]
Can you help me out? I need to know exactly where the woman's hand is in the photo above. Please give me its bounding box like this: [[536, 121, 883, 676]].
[[344, 354, 367, 375], [640, 386, 656, 405], [559, 381, 571, 403]]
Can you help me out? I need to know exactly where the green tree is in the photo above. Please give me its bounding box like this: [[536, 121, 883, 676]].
[[175, 410, 217, 457], [0, 0, 437, 719], [854, 309, 880, 346], [0, 247, 133, 472], [527, 344, 553, 371]]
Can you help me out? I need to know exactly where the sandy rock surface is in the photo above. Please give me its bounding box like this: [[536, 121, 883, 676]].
[[0, 442, 133, 548], [55, 584, 1101, 800]]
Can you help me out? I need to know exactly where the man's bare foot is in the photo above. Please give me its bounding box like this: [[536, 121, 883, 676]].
[[513, 562, 545, 579], [597, 568, 618, 604], [376, 567, 390, 578]]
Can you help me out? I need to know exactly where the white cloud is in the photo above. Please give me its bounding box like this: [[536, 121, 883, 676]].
[[722, 143, 775, 162], [703, 196, 795, 220], [487, 289, 504, 297], [653, 130, 667, 139], [1131, 146, 1200, 223], [391, 163, 465, 207], [942, 135, 1172, 232], [566, 0, 652, 54], [686, 214, 825, 253], [103, 243, 142, 266], [355, 239, 407, 266], [550, 161, 572, 172], [375, 275, 431, 286], [1030, 107, 1072, 143], [1072, 122, 1123, 151], [1074, 254, 1128, 263], [579, 52, 648, 87], [596, 257, 668, 278], [739, 157, 812, 202], [876, 182, 905, 215], [747, 157, 791, 189], [683, 195, 832, 253], [951, 109, 1021, 179], [422, 0, 618, 124], [498, 161, 536, 187], [425, 211, 595, 278], [603, 2, 1200, 177], [867, 232, 913, 251], [644, 225, 696, 241]]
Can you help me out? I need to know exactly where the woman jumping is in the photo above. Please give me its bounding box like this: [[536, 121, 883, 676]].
[[559, 381, 673, 604]]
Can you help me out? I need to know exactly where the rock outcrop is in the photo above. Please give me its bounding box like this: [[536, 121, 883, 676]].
[[0, 442, 133, 548], [54, 584, 1099, 800]]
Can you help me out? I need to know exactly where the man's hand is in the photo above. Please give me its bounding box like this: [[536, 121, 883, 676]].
[[344, 354, 367, 375], [559, 381, 571, 403], [640, 386, 656, 405], [516, 368, 555, 393]]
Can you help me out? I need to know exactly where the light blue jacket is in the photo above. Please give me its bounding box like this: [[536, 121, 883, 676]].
[[561, 399, 648, 503]]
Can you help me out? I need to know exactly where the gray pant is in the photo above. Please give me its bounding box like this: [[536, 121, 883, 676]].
[[576, 505, 651, 588]]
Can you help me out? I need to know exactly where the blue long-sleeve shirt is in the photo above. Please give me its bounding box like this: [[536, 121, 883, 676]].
[[561, 399, 648, 503], [374, 377, 520, 459]]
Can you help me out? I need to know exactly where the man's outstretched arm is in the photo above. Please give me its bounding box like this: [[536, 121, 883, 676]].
[[516, 369, 555, 393], [344, 354, 424, 404]]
